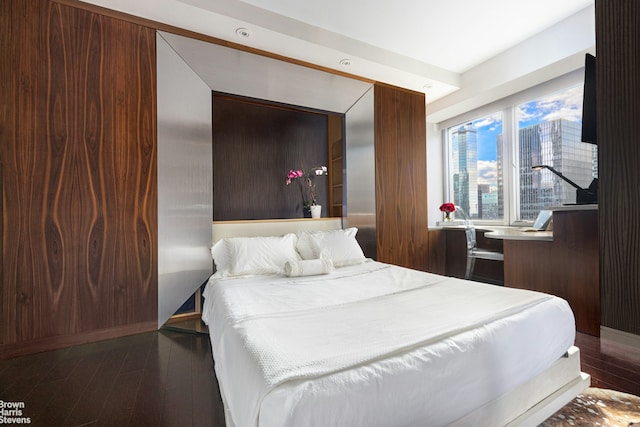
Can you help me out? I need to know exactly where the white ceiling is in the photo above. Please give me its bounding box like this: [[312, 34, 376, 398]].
[[235, 0, 592, 74], [86, 0, 595, 120]]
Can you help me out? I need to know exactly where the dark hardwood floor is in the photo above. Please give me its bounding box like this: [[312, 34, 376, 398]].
[[0, 328, 225, 427], [1, 330, 639, 426], [575, 331, 640, 396]]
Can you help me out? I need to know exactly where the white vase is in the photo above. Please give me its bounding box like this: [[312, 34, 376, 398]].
[[310, 205, 322, 218]]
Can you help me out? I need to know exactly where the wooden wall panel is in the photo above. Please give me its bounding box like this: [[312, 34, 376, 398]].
[[327, 114, 344, 218], [504, 210, 600, 336], [374, 84, 429, 270], [0, 0, 157, 353], [212, 94, 330, 220], [596, 0, 640, 334], [427, 230, 446, 274]]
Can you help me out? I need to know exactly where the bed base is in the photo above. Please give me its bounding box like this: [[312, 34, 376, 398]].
[[452, 346, 589, 426], [220, 346, 588, 427]]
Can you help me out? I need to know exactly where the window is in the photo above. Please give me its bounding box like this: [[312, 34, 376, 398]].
[[446, 113, 503, 220], [517, 87, 597, 220], [444, 79, 597, 224]]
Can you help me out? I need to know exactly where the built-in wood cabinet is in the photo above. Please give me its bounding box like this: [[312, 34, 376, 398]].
[[374, 84, 429, 271], [0, 0, 157, 358]]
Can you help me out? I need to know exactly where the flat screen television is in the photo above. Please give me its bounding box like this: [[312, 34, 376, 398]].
[[581, 53, 596, 144]]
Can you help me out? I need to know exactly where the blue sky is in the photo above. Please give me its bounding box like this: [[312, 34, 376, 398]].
[[466, 85, 583, 190]]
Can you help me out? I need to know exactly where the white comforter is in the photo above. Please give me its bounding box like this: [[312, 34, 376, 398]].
[[202, 261, 575, 427]]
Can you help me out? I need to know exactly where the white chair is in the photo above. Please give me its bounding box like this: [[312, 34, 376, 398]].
[[455, 206, 504, 280]]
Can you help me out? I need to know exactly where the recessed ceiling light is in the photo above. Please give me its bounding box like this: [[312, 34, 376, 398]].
[[423, 82, 434, 90], [339, 58, 351, 67], [235, 28, 252, 38]]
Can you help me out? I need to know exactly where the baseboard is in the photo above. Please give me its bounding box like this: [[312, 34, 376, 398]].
[[0, 321, 158, 360], [166, 312, 202, 323], [600, 326, 640, 350]]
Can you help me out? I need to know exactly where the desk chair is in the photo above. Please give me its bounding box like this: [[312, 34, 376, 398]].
[[455, 206, 504, 280]]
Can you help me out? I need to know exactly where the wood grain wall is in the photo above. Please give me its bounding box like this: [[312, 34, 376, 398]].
[[374, 84, 429, 271], [0, 0, 157, 357], [596, 0, 640, 335], [212, 94, 332, 220], [504, 210, 600, 336], [327, 115, 344, 218]]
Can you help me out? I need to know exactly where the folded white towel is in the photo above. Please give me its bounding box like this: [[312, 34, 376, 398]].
[[284, 258, 334, 277]]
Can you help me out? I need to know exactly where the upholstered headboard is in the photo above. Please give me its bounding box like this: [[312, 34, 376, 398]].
[[212, 218, 343, 242]]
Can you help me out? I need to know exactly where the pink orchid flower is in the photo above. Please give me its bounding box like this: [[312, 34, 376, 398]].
[[286, 169, 304, 184]]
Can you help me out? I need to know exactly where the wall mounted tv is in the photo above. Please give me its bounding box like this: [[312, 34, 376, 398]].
[[581, 53, 596, 144]]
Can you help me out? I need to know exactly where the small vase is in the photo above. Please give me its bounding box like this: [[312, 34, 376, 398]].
[[443, 211, 452, 221], [310, 205, 322, 218]]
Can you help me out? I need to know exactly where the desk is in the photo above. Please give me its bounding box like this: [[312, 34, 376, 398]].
[[496, 207, 599, 336], [430, 226, 505, 283], [430, 206, 600, 336], [484, 228, 553, 241]]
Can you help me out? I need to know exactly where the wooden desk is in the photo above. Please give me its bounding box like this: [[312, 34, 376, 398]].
[[490, 208, 600, 336], [429, 226, 505, 284], [484, 228, 552, 241], [429, 206, 600, 336]]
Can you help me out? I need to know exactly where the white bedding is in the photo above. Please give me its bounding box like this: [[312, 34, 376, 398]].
[[202, 260, 576, 427]]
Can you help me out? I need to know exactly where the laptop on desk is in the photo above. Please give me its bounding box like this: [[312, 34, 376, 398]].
[[522, 210, 553, 232]]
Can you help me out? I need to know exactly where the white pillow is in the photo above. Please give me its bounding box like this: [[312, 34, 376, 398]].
[[284, 258, 334, 277], [214, 234, 301, 277], [211, 239, 231, 276], [297, 228, 366, 267], [295, 231, 319, 260]]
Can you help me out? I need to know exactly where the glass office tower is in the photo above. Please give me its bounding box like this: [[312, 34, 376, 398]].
[[451, 123, 479, 218], [519, 119, 596, 219]]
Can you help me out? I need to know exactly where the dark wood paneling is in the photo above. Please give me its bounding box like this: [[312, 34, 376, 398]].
[[427, 229, 446, 274], [212, 94, 331, 220], [596, 0, 640, 335], [445, 229, 468, 277], [0, 0, 157, 352], [327, 114, 344, 218], [374, 84, 429, 270], [504, 210, 600, 336]]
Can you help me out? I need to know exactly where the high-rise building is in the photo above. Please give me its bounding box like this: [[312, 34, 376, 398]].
[[481, 191, 499, 219], [451, 124, 478, 217], [519, 119, 596, 219], [497, 134, 504, 219]]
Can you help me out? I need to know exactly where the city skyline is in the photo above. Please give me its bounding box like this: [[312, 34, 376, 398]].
[[472, 84, 584, 192]]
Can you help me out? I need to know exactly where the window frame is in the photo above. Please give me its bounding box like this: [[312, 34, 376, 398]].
[[438, 69, 586, 226]]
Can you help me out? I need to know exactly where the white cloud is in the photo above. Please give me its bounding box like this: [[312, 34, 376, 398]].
[[477, 160, 498, 191], [519, 85, 583, 124], [544, 106, 581, 122], [474, 112, 502, 129]]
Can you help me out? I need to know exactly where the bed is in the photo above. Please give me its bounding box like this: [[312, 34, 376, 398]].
[[202, 219, 589, 427]]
